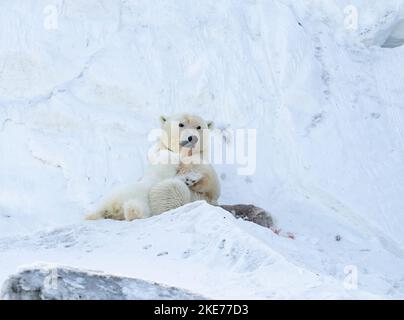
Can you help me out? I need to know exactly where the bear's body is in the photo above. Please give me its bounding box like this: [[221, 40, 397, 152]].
[[85, 113, 220, 221], [85, 152, 179, 221], [149, 160, 220, 215]]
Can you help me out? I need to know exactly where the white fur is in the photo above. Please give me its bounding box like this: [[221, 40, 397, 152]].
[[149, 177, 192, 215], [85, 156, 178, 221], [85, 113, 220, 221]]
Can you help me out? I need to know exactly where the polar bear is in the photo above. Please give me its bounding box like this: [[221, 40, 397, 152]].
[[85, 113, 220, 221], [148, 113, 220, 215], [85, 150, 179, 221]]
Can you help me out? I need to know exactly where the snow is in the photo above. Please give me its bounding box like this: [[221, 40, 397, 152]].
[[0, 202, 381, 299], [1, 0, 404, 299], [383, 19, 404, 48]]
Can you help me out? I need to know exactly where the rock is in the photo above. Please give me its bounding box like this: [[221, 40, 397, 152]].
[[1, 263, 206, 300], [219, 204, 274, 228]]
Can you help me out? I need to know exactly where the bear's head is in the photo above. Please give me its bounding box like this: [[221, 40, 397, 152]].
[[159, 113, 214, 157]]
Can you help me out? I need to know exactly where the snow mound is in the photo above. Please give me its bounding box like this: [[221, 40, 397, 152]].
[[0, 202, 381, 299], [382, 19, 404, 47]]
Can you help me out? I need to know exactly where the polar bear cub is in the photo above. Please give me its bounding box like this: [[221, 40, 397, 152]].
[[85, 150, 179, 221], [148, 113, 221, 215], [85, 113, 220, 221]]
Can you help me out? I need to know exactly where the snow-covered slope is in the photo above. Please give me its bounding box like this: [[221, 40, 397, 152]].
[[1, 0, 404, 299], [0, 202, 384, 299]]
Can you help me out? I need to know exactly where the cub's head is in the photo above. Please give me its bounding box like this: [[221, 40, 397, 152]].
[[159, 113, 214, 155]]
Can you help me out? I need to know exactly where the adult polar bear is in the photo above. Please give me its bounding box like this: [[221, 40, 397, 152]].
[[85, 113, 220, 221]]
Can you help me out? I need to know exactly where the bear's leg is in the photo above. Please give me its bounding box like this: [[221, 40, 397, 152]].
[[123, 199, 149, 221], [85, 211, 104, 220], [149, 178, 191, 215], [85, 202, 126, 221]]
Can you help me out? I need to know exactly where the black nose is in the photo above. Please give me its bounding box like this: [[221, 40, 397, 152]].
[[188, 135, 198, 143]]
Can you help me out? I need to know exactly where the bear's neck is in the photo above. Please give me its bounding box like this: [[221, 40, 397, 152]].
[[156, 142, 210, 164]]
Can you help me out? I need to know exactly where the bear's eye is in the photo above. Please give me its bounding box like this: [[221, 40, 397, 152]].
[[196, 126, 201, 130], [179, 123, 184, 127]]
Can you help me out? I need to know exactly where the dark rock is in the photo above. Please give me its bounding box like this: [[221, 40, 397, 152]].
[[1, 264, 206, 300], [220, 204, 274, 228]]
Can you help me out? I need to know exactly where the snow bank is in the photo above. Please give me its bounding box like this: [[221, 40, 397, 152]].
[[383, 19, 404, 47], [0, 202, 389, 299]]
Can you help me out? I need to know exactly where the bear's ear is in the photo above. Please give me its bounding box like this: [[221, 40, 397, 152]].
[[159, 115, 168, 126], [207, 121, 214, 130]]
